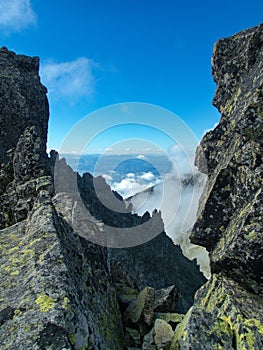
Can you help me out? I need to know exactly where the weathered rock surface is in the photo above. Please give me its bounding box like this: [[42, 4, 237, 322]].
[[153, 313, 184, 331], [0, 189, 124, 349], [122, 285, 183, 349], [124, 286, 156, 336], [173, 23, 263, 349], [124, 327, 142, 348], [171, 274, 263, 349], [153, 319, 174, 350], [111, 232, 206, 314], [111, 260, 140, 311], [142, 319, 174, 350], [0, 47, 48, 165], [154, 285, 178, 313], [0, 47, 49, 228]]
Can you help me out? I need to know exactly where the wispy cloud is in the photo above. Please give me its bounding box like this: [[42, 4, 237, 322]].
[[140, 172, 155, 181], [40, 57, 95, 102], [0, 0, 37, 33]]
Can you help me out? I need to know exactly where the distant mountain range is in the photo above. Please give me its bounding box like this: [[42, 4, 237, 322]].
[[63, 153, 173, 176]]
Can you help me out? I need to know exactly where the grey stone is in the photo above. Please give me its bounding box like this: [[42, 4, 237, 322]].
[[173, 22, 263, 349], [153, 318, 174, 350], [154, 285, 179, 313], [124, 286, 156, 336]]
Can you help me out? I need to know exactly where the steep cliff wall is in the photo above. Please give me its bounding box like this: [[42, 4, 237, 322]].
[[172, 23, 263, 349], [0, 47, 49, 227], [0, 48, 123, 349]]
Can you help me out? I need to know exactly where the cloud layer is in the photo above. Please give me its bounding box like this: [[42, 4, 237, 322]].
[[105, 171, 160, 199], [0, 0, 36, 33], [40, 57, 95, 102], [128, 172, 210, 277]]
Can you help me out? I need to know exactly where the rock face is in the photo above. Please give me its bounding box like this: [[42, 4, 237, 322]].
[[172, 23, 263, 349], [0, 47, 48, 164], [0, 47, 49, 228], [111, 233, 206, 314]]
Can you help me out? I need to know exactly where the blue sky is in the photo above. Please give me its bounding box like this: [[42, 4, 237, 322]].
[[1, 0, 262, 153]]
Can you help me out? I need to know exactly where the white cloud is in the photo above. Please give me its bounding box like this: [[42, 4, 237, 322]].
[[102, 174, 112, 182], [127, 173, 135, 178], [137, 154, 145, 160], [140, 172, 155, 181], [40, 57, 95, 102], [111, 173, 159, 199], [112, 179, 134, 198], [112, 179, 149, 199], [168, 144, 197, 178], [0, 0, 36, 33]]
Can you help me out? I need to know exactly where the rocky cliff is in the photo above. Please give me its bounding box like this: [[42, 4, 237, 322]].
[[0, 47, 49, 227], [171, 23, 263, 349]]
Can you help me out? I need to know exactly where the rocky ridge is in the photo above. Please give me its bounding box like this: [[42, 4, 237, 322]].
[[171, 23, 263, 349]]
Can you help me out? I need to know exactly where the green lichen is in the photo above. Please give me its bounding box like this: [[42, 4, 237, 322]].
[[63, 296, 70, 310], [29, 237, 42, 246], [14, 309, 23, 317], [245, 318, 263, 334], [68, 334, 76, 346], [4, 266, 12, 274], [220, 86, 242, 116], [8, 246, 20, 254], [236, 318, 263, 348], [209, 317, 232, 337], [9, 249, 35, 267], [245, 230, 257, 240], [24, 324, 30, 333], [38, 252, 45, 262], [35, 294, 55, 312], [10, 270, 20, 276], [170, 307, 193, 349]]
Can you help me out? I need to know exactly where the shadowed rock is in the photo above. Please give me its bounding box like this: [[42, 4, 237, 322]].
[[173, 22, 263, 349]]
